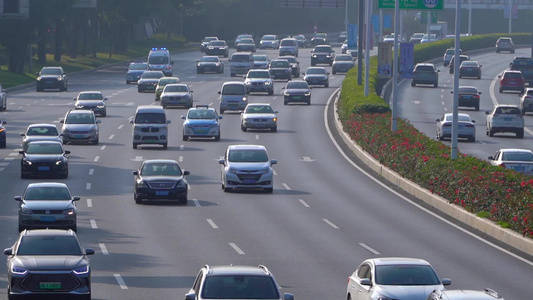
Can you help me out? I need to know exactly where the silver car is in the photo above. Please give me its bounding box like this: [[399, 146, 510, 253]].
[[241, 103, 278, 132], [20, 123, 63, 151], [218, 81, 248, 114], [219, 144, 277, 193], [253, 54, 270, 69], [73, 91, 108, 117], [436, 113, 476, 142], [60, 110, 101, 145], [259, 34, 279, 49], [244, 69, 274, 95], [427, 288, 503, 300], [332, 54, 355, 74], [160, 83, 193, 109], [347, 257, 451, 300], [15, 182, 80, 232]]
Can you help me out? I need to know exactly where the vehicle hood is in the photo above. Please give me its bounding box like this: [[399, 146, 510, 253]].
[[245, 78, 272, 84], [305, 74, 327, 79], [127, 70, 145, 76], [76, 100, 104, 106], [142, 175, 184, 182], [39, 75, 62, 79], [313, 52, 333, 56], [198, 62, 219, 66], [13, 256, 86, 270], [22, 200, 73, 210], [243, 113, 276, 119], [24, 154, 65, 162], [228, 161, 272, 171], [148, 64, 168, 70], [63, 124, 97, 131], [185, 119, 218, 125], [375, 285, 443, 300]]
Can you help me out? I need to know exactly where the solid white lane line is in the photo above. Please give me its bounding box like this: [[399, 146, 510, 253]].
[[282, 183, 291, 190], [114, 274, 128, 289], [298, 199, 310, 208], [87, 199, 93, 208], [90, 219, 98, 229], [179, 156, 183, 162], [109, 134, 115, 140], [207, 219, 218, 229], [118, 125, 124, 130], [229, 243, 245, 254], [323, 218, 339, 229], [359, 243, 381, 255], [100, 145, 106, 150], [94, 156, 100, 162], [89, 169, 94, 175], [99, 243, 109, 255]]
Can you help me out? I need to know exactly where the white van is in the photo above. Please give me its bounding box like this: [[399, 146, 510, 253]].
[[218, 81, 247, 114], [229, 52, 254, 77], [147, 48, 173, 76], [130, 105, 170, 149]]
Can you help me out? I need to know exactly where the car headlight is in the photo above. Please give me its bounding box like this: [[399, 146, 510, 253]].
[[75, 105, 83, 108], [177, 180, 187, 188], [55, 160, 63, 165], [23, 160, 32, 166], [312, 54, 317, 58], [21, 207, 32, 215], [326, 55, 331, 58], [305, 92, 311, 96], [64, 208, 75, 215], [137, 180, 148, 188], [73, 265, 89, 275], [265, 81, 271, 85], [57, 77, 63, 81], [229, 168, 238, 174], [284, 91, 289, 96], [242, 97, 247, 102], [272, 117, 277, 122], [258, 168, 270, 174], [12, 266, 28, 275], [97, 104, 105, 108], [36, 77, 42, 81]]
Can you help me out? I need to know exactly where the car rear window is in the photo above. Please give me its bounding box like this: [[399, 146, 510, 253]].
[[504, 72, 522, 78], [415, 65, 435, 72], [496, 107, 521, 115], [201, 275, 279, 299], [502, 151, 533, 161]]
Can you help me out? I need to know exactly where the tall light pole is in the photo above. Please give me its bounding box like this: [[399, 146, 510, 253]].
[[364, 0, 371, 97], [391, 0, 400, 131], [468, 0, 472, 36], [358, 0, 364, 85], [451, 0, 462, 159], [509, 0, 513, 34]]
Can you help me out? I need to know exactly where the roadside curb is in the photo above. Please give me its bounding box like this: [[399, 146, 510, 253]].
[[332, 91, 533, 257]]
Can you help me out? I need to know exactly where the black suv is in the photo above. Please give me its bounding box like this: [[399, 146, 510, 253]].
[[311, 45, 334, 66], [36, 67, 68, 92]]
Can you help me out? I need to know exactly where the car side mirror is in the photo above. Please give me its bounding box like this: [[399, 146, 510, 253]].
[[485, 111, 490, 115], [183, 170, 190, 176], [20, 133, 25, 136], [218, 159, 225, 165], [73, 98, 76, 101], [274, 111, 279, 113], [132, 170, 139, 175], [85, 248, 95, 255], [60, 120, 65, 123], [441, 278, 452, 286], [4, 248, 13, 256], [96, 120, 102, 123], [64, 150, 71, 155], [436, 119, 441, 122], [19, 150, 24, 155], [218, 116, 223, 120], [190, 91, 194, 93], [104, 98, 108, 100], [283, 293, 294, 300], [271, 159, 277, 165], [218, 91, 221, 94], [181, 116, 186, 120], [14, 196, 22, 201], [488, 156, 494, 160], [185, 293, 197, 300], [130, 120, 134, 124], [450, 91, 453, 94], [360, 278, 372, 286], [327, 72, 330, 75], [166, 120, 171, 124], [478, 92, 481, 95]]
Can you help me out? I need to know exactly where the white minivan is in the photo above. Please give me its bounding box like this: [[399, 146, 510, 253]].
[[229, 52, 254, 77], [130, 105, 170, 149]]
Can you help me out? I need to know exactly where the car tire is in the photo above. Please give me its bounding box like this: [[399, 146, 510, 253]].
[[265, 188, 273, 193], [61, 171, 68, 179], [311, 62, 315, 66], [134, 194, 143, 204], [434, 82, 438, 88], [332, 70, 336, 75], [268, 89, 273, 95], [17, 224, 24, 233], [489, 128, 495, 137], [20, 173, 27, 179], [162, 143, 167, 149], [36, 87, 42, 92], [468, 136, 475, 142], [101, 111, 107, 117], [325, 82, 329, 88], [475, 104, 480, 111], [517, 129, 524, 139], [411, 81, 415, 87], [220, 109, 224, 114], [0, 138, 5, 148], [92, 138, 99, 145], [499, 87, 503, 93], [133, 143, 138, 149], [214, 133, 220, 141], [241, 124, 247, 132], [223, 187, 231, 193]]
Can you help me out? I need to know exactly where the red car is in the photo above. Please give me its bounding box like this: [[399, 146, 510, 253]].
[[499, 70, 525, 93]]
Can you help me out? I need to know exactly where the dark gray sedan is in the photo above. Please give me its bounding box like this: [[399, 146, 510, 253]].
[[73, 91, 108, 117], [282, 80, 311, 105], [132, 159, 190, 204]]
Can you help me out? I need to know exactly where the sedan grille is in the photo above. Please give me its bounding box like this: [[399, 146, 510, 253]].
[[70, 131, 90, 134], [31, 210, 63, 214], [147, 181, 176, 189], [140, 127, 160, 133], [21, 273, 80, 292], [236, 174, 262, 181]]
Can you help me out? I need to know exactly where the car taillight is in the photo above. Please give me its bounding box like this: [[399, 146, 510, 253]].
[[474, 95, 479, 99], [443, 123, 452, 127]]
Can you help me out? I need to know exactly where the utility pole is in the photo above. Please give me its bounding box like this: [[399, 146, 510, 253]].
[[358, 0, 364, 85]]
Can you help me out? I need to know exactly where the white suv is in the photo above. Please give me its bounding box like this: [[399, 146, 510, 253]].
[[130, 105, 170, 149], [519, 88, 533, 115], [486, 104, 524, 138]]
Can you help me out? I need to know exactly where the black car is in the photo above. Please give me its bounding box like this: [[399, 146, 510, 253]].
[[453, 86, 481, 111], [459, 60, 482, 79], [269, 59, 292, 80], [278, 56, 300, 78], [449, 55, 470, 74], [20, 141, 70, 179], [36, 67, 68, 92], [303, 67, 329, 87], [138, 71, 165, 92], [283, 80, 311, 105], [132, 159, 190, 204], [0, 119, 6, 148], [311, 45, 334, 66], [4, 229, 94, 300]]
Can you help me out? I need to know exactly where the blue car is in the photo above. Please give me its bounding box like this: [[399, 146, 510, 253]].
[[181, 105, 222, 141], [126, 61, 148, 84]]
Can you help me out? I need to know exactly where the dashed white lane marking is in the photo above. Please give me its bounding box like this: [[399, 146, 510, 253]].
[[298, 199, 310, 208], [133, 156, 143, 162], [444, 107, 448, 112], [90, 219, 98, 229], [99, 243, 109, 255], [193, 199, 201, 207], [229, 243, 245, 254], [86, 183, 91, 190], [273, 96, 277, 100], [273, 169, 278, 175], [209, 102, 214, 107], [441, 101, 445, 105], [100, 145, 106, 150], [4, 157, 14, 161], [114, 274, 128, 289], [94, 156, 100, 162], [179, 156, 183, 162], [255, 134, 259, 140], [282, 183, 291, 190], [359, 243, 381, 254], [118, 125, 124, 130], [89, 169, 94, 175], [109, 134, 115, 140], [207, 219, 219, 229], [87, 199, 93, 208], [8, 152, 18, 156], [323, 218, 339, 229], [180, 145, 184, 150]]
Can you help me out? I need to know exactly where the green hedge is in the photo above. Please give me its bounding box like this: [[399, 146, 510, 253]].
[[338, 33, 533, 238]]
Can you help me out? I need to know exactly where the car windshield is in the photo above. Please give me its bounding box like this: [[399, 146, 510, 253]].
[[306, 68, 325, 74], [24, 187, 71, 200], [295, 35, 305, 40], [286, 81, 309, 89], [375, 265, 440, 285], [262, 35, 276, 40], [159, 78, 179, 85], [201, 57, 219, 62], [502, 151, 533, 161], [66, 113, 95, 124], [254, 55, 267, 62], [164, 85, 189, 93], [336, 55, 352, 61], [41, 68, 62, 75], [201, 275, 280, 299], [188, 110, 216, 120], [461, 61, 478, 67], [314, 46, 332, 53], [148, 56, 169, 64], [270, 61, 289, 68], [129, 63, 147, 71], [16, 236, 82, 256], [27, 126, 59, 136], [142, 72, 164, 79], [445, 115, 470, 122], [141, 162, 182, 176], [231, 55, 250, 62], [222, 85, 245, 95], [78, 93, 103, 100], [210, 41, 226, 46], [245, 105, 274, 114], [229, 149, 269, 162], [240, 39, 254, 44], [26, 143, 63, 154], [135, 113, 166, 124], [248, 71, 270, 78]]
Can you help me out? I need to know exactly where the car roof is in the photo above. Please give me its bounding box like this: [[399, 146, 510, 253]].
[[368, 257, 431, 266], [246, 103, 272, 107], [495, 104, 519, 108], [143, 159, 179, 164], [222, 81, 245, 86], [416, 63, 435, 67], [444, 113, 471, 118], [498, 148, 533, 153], [22, 228, 77, 237], [307, 67, 327, 71], [503, 70, 522, 74], [136, 105, 165, 112], [28, 123, 57, 128], [207, 265, 271, 276], [228, 144, 267, 151], [165, 83, 188, 88], [26, 182, 68, 188]]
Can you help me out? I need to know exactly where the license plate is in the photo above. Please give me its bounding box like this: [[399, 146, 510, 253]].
[[40, 216, 56, 222], [38, 166, 50, 171], [156, 191, 169, 196], [293, 96, 301, 99], [504, 118, 512, 121], [196, 129, 208, 134], [46, 81, 53, 84], [509, 81, 515, 84], [40, 282, 61, 290], [243, 179, 256, 184], [463, 95, 471, 99], [75, 135, 85, 138], [145, 139, 157, 143]]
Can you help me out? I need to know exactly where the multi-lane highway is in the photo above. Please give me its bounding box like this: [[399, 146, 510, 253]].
[[0, 45, 531, 300]]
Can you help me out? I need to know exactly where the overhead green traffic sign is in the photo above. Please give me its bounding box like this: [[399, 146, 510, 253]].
[[378, 0, 443, 10]]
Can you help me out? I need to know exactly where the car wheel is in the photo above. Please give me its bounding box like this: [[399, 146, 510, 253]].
[[36, 87, 42, 92], [138, 89, 142, 93], [434, 82, 438, 88], [214, 133, 220, 141], [134, 194, 143, 204], [241, 124, 247, 132], [17, 224, 24, 233], [0, 138, 5, 148], [499, 87, 503, 93], [183, 135, 189, 141], [268, 89, 273, 95], [92, 138, 99, 145], [179, 197, 188, 205], [517, 129, 524, 138], [489, 128, 495, 137], [284, 100, 288, 105], [325, 82, 329, 88], [133, 143, 138, 149], [162, 143, 167, 149], [61, 171, 68, 179], [475, 104, 480, 111], [220, 109, 224, 114], [307, 101, 311, 105], [411, 81, 415, 87], [468, 136, 475, 142], [311, 62, 315, 66], [101, 112, 107, 117]]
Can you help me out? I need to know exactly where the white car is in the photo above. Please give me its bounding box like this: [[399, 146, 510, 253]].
[[427, 288, 504, 300], [219, 145, 277, 193], [0, 83, 7, 111], [347, 257, 451, 300], [486, 104, 524, 138], [241, 103, 278, 132], [436, 113, 476, 142], [519, 88, 533, 115], [488, 148, 533, 175]]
